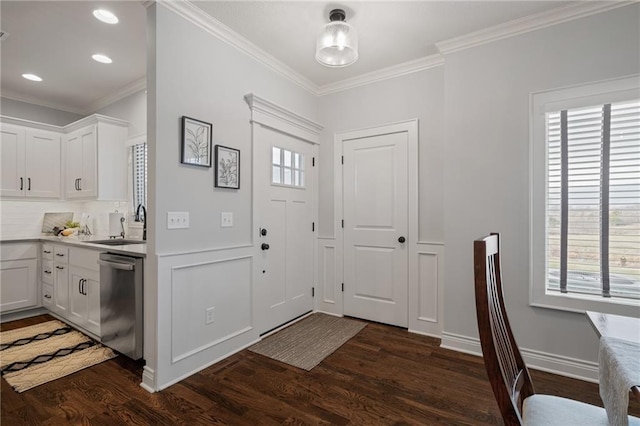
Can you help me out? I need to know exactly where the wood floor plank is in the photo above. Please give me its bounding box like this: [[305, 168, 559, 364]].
[[2, 314, 638, 425]]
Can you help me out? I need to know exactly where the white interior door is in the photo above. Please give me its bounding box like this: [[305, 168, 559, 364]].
[[255, 126, 315, 334], [343, 131, 408, 327]]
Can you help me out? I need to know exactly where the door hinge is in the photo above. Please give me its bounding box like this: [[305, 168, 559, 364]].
[[341, 219, 344, 228], [341, 155, 344, 164], [341, 283, 344, 292], [312, 287, 315, 297], [312, 157, 315, 167], [312, 222, 315, 232]]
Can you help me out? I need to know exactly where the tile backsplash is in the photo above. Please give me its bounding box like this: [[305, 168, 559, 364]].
[[0, 200, 134, 239]]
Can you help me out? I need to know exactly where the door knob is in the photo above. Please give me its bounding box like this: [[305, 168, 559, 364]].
[[260, 228, 268, 236], [261, 243, 270, 250], [398, 236, 406, 243]]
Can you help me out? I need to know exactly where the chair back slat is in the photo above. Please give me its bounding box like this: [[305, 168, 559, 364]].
[[474, 233, 535, 426]]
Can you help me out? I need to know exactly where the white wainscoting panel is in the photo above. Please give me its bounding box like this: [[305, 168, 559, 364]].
[[153, 246, 259, 391], [315, 237, 342, 315], [408, 242, 444, 337], [171, 255, 253, 363]]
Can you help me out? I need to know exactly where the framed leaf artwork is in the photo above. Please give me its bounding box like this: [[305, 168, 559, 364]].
[[181, 116, 212, 167], [215, 145, 240, 189]]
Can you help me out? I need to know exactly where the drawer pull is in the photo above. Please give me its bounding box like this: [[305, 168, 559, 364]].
[[55, 265, 64, 270], [44, 250, 52, 254], [44, 270, 52, 274], [44, 295, 52, 299], [56, 253, 65, 257]]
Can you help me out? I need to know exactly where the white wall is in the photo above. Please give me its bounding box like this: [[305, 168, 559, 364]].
[[94, 89, 147, 140], [441, 4, 639, 376], [146, 3, 318, 390], [0, 97, 83, 126], [317, 68, 444, 243]]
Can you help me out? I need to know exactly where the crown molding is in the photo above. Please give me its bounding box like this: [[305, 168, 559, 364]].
[[436, 1, 635, 55], [1, 90, 85, 115], [317, 54, 444, 96], [83, 77, 147, 115], [158, 0, 318, 95]]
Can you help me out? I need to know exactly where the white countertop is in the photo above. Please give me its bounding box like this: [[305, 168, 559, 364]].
[[1, 235, 146, 257]]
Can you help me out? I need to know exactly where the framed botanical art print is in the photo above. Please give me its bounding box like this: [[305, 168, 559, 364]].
[[215, 145, 240, 189], [181, 116, 212, 167]]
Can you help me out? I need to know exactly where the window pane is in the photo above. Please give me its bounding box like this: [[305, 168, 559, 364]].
[[272, 166, 281, 184], [272, 147, 281, 165], [299, 154, 305, 170], [609, 100, 640, 297], [294, 170, 299, 186], [300, 171, 305, 187], [284, 150, 292, 167], [294, 152, 300, 169], [284, 167, 292, 185]]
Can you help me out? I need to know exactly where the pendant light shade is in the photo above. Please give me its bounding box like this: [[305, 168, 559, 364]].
[[315, 9, 358, 68]]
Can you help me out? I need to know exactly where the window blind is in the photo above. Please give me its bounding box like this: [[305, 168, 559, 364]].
[[546, 100, 640, 300], [132, 143, 147, 209]]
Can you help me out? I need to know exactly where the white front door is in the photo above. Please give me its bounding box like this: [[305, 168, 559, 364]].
[[255, 125, 315, 334], [343, 131, 408, 327]]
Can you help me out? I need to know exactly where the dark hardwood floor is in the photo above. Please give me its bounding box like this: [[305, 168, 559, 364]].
[[2, 314, 638, 425]]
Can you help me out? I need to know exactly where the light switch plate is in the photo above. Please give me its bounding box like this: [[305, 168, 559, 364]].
[[167, 212, 189, 229], [221, 212, 233, 228]]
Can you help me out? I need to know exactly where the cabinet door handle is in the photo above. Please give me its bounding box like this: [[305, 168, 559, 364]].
[[78, 278, 83, 294], [20, 177, 23, 190], [44, 294, 52, 299], [78, 178, 82, 190], [27, 177, 31, 191], [55, 265, 64, 270], [44, 250, 52, 254], [44, 270, 52, 274], [82, 279, 87, 295], [75, 178, 79, 191]]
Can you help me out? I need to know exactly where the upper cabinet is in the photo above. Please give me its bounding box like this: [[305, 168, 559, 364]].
[[0, 114, 128, 201], [0, 121, 61, 199], [64, 115, 128, 200]]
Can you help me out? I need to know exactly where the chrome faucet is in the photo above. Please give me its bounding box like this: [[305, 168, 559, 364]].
[[135, 203, 147, 241]]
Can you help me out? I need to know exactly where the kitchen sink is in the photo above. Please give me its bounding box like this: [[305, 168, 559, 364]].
[[85, 239, 146, 246]]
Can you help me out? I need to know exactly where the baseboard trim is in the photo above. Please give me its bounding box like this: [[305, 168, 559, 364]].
[[0, 307, 47, 323], [140, 366, 156, 393], [441, 332, 598, 383]]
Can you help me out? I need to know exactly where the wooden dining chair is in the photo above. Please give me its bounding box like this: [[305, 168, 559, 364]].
[[473, 233, 638, 426]]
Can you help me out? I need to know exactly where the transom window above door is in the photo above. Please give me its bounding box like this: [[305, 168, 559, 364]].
[[272, 146, 305, 188]]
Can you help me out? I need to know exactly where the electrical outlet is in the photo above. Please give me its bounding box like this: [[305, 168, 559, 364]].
[[221, 212, 233, 228], [167, 212, 189, 229], [205, 307, 215, 324]]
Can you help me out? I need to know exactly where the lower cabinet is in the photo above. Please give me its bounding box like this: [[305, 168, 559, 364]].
[[67, 266, 100, 336], [42, 244, 100, 338], [0, 243, 39, 313]]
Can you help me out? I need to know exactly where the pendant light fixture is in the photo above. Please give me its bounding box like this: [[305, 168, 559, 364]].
[[315, 9, 358, 68]]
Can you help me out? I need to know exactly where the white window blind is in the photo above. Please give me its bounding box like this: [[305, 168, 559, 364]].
[[132, 143, 147, 209], [545, 100, 640, 300]]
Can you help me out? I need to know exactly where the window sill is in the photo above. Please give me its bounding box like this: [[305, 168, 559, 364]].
[[530, 290, 640, 317]]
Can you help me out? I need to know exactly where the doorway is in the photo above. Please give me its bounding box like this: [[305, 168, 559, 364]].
[[337, 120, 418, 328]]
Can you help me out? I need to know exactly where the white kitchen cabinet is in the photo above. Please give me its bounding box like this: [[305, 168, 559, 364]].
[[68, 266, 100, 336], [52, 245, 69, 315], [0, 243, 39, 313], [64, 115, 128, 200], [0, 122, 61, 198]]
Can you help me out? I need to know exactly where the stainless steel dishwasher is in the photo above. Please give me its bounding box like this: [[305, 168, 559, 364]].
[[97, 253, 143, 360]]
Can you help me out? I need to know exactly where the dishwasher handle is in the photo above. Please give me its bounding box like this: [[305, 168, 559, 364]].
[[97, 259, 135, 271]]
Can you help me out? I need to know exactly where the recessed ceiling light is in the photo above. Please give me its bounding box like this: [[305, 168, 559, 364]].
[[93, 9, 118, 24], [22, 73, 42, 82], [92, 54, 113, 64]]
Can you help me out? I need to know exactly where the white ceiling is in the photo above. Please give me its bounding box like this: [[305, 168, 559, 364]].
[[1, 0, 592, 115]]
